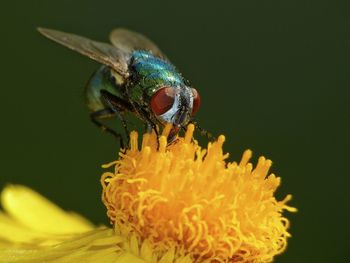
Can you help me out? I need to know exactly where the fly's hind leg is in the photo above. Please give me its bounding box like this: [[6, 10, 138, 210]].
[[90, 108, 125, 149]]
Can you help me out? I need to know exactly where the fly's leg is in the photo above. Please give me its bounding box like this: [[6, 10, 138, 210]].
[[190, 120, 215, 141], [122, 86, 158, 135], [143, 122, 161, 149], [122, 85, 161, 145], [105, 86, 160, 146], [90, 109, 125, 148], [145, 123, 153, 133], [100, 90, 133, 147], [145, 121, 159, 136], [139, 108, 160, 148], [112, 109, 130, 146], [151, 122, 160, 150]]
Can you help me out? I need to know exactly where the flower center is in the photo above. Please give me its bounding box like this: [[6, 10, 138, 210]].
[[101, 124, 296, 262]]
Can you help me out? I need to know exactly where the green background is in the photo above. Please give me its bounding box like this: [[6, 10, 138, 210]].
[[0, 0, 349, 262]]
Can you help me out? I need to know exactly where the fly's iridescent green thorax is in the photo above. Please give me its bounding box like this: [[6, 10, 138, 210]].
[[129, 50, 185, 99]]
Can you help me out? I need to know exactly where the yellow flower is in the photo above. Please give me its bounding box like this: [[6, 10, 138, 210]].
[[0, 124, 296, 262]]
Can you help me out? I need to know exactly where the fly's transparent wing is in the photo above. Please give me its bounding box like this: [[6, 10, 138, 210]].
[[109, 28, 168, 60], [38, 27, 130, 78]]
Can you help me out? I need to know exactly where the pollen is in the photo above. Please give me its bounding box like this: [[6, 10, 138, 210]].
[[101, 124, 296, 263]]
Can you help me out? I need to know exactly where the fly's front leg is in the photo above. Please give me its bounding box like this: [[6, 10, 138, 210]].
[[137, 106, 160, 148], [190, 120, 215, 141], [145, 121, 159, 137], [147, 121, 160, 149]]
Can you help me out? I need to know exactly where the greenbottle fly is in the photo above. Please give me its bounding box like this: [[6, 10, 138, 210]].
[[38, 27, 204, 146]]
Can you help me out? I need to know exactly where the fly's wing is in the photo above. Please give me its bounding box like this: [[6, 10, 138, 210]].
[[109, 28, 168, 60], [38, 27, 130, 78]]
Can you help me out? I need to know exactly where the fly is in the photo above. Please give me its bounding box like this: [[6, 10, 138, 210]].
[[38, 27, 210, 147]]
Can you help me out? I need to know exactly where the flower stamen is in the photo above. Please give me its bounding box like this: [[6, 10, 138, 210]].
[[101, 125, 296, 262]]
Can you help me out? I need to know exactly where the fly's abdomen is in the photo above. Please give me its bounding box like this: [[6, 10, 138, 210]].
[[85, 66, 123, 111]]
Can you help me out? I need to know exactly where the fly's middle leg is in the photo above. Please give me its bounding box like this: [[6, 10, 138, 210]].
[[90, 108, 126, 148]]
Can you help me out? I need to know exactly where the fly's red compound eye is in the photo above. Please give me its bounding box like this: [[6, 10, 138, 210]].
[[191, 88, 201, 115], [150, 87, 175, 115]]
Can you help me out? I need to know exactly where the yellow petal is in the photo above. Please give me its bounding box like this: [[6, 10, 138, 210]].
[[113, 253, 148, 263], [0, 212, 52, 243], [0, 228, 123, 262], [158, 247, 175, 263], [140, 239, 155, 262], [1, 185, 93, 235], [175, 255, 193, 263]]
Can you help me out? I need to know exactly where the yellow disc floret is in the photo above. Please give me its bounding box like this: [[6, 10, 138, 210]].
[[101, 124, 296, 263]]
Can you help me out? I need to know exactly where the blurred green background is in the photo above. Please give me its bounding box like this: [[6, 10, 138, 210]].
[[0, 0, 349, 262]]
